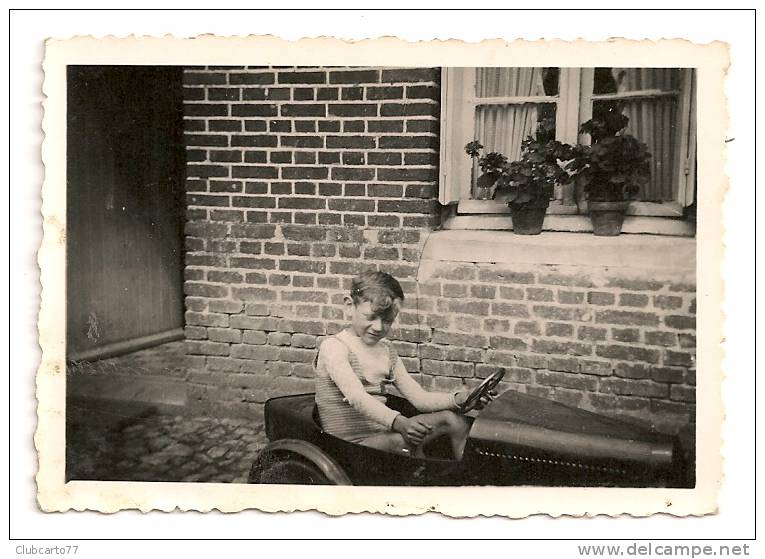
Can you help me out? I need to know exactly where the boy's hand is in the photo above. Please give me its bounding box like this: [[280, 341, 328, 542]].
[[455, 387, 497, 412], [392, 415, 432, 446]]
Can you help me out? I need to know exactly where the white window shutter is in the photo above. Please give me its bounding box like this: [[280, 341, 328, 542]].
[[675, 69, 697, 207], [439, 68, 475, 205]]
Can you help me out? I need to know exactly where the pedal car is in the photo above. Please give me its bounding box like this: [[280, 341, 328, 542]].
[[248, 370, 691, 487]]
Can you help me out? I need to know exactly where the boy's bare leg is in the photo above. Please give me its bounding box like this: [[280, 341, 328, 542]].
[[414, 411, 471, 460]]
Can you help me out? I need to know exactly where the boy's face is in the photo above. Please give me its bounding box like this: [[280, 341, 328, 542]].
[[345, 297, 401, 346]]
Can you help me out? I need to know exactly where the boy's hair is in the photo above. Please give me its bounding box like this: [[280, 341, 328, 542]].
[[350, 270, 404, 317]]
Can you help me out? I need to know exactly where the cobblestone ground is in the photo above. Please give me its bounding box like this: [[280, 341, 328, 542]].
[[66, 342, 267, 484], [67, 399, 267, 483]]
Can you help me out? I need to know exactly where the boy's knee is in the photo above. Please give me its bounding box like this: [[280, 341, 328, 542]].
[[428, 410, 466, 430]]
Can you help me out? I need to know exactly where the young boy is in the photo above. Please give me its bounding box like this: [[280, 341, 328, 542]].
[[315, 270, 490, 459]]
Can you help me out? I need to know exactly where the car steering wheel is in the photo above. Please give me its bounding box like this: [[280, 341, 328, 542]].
[[459, 369, 505, 413]]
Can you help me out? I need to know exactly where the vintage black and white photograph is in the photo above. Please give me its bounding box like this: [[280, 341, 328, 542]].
[[36, 36, 727, 516]]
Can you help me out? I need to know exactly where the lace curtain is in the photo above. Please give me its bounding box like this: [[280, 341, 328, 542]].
[[610, 68, 680, 201], [473, 68, 547, 164]]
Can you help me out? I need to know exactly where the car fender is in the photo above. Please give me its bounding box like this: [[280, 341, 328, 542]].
[[251, 439, 352, 485]]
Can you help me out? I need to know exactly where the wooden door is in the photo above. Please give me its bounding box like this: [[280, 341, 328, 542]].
[[66, 66, 185, 360]]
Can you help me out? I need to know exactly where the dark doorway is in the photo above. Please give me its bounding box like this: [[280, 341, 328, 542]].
[[66, 66, 186, 360]]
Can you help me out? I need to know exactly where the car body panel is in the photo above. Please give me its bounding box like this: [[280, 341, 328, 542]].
[[258, 391, 688, 487]]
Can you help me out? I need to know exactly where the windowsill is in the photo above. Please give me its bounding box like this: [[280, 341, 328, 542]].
[[457, 199, 686, 218], [442, 212, 695, 237], [421, 230, 695, 271]]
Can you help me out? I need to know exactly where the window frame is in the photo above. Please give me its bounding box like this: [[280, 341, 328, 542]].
[[439, 67, 697, 232]]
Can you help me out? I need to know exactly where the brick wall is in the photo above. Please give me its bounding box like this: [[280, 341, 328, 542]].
[[181, 66, 695, 440]]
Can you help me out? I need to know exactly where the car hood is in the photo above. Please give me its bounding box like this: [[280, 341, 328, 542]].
[[468, 390, 674, 467]]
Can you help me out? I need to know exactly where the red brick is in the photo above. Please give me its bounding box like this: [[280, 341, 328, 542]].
[[381, 68, 439, 83], [596, 344, 660, 364], [532, 339, 592, 357], [664, 315, 695, 330], [329, 70, 380, 84], [328, 198, 376, 212], [595, 309, 659, 327], [378, 136, 437, 149], [185, 134, 228, 148], [208, 327, 242, 344], [229, 72, 275, 85], [331, 167, 376, 181], [267, 332, 291, 346], [431, 330, 485, 348], [278, 319, 327, 335], [282, 167, 328, 180], [678, 333, 696, 349], [614, 362, 650, 379], [664, 350, 695, 367], [184, 72, 228, 85], [185, 326, 207, 340], [378, 164, 437, 181], [526, 287, 554, 302], [491, 303, 530, 318], [545, 357, 580, 373], [231, 344, 280, 361], [580, 359, 613, 376], [607, 277, 663, 291], [368, 119, 404, 133], [670, 385, 696, 402], [440, 299, 490, 317], [538, 272, 594, 288], [186, 103, 228, 117], [342, 79, 366, 97], [533, 305, 589, 322], [478, 269, 535, 284], [536, 371, 597, 391], [229, 257, 276, 270], [184, 282, 229, 298], [645, 331, 678, 347], [578, 326, 607, 342], [485, 350, 520, 367], [422, 360, 474, 378], [208, 299, 244, 314], [650, 366, 686, 383], [619, 293, 649, 308], [489, 336, 528, 351], [242, 330, 267, 345], [278, 197, 326, 210], [367, 86, 404, 99], [328, 104, 378, 117], [587, 291, 615, 305], [244, 272, 268, 285], [280, 135, 324, 148], [599, 378, 668, 398], [186, 311, 229, 328], [653, 295, 684, 310], [514, 321, 541, 336], [186, 340, 230, 357], [277, 71, 326, 84], [611, 328, 641, 342]]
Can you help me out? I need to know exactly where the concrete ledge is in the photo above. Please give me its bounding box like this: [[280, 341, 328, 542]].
[[421, 230, 696, 271], [67, 372, 188, 411]]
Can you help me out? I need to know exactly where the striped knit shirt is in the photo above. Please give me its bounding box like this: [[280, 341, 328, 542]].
[[315, 329, 457, 442]]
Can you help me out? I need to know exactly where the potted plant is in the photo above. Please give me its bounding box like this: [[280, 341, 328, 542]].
[[566, 111, 652, 236], [465, 119, 573, 235]]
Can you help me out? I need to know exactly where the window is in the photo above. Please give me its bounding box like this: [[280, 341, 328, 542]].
[[439, 67, 697, 234]]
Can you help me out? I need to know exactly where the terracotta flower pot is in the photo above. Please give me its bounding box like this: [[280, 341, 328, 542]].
[[510, 204, 547, 235], [589, 200, 630, 236]]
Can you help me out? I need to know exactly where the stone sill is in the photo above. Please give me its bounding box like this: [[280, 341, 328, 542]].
[[442, 214, 696, 237], [421, 230, 696, 271]]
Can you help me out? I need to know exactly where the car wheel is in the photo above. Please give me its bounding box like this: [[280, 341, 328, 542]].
[[249, 453, 332, 485]]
